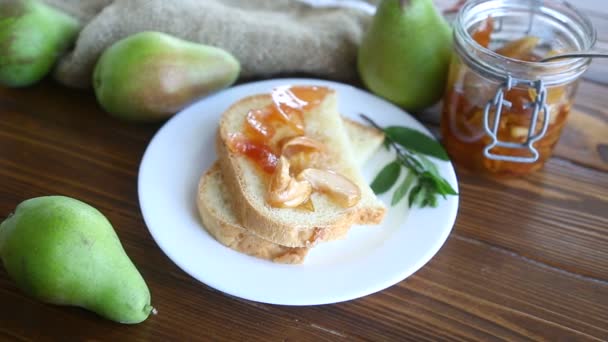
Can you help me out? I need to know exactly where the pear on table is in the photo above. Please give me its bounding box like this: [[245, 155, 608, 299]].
[[0, 0, 79, 87], [358, 0, 453, 111], [93, 31, 241, 121], [0, 196, 154, 324]]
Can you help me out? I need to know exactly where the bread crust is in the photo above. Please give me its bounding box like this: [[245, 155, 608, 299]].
[[196, 164, 309, 263]]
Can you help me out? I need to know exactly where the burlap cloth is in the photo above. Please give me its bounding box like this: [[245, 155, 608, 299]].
[[42, 0, 376, 88]]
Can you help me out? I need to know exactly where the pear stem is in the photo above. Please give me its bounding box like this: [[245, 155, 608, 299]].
[[145, 304, 158, 315], [400, 0, 411, 9]]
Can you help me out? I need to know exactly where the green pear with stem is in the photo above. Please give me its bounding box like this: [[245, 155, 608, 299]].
[[0, 196, 155, 324], [93, 31, 241, 122], [0, 0, 79, 87], [358, 0, 452, 111]]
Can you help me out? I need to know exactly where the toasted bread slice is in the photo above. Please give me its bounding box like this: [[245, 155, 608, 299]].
[[342, 117, 385, 164], [198, 164, 310, 263], [217, 90, 386, 247], [197, 119, 384, 263]]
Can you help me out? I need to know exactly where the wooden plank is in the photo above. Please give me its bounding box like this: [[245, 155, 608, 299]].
[[453, 157, 608, 280], [575, 79, 608, 117], [1, 82, 607, 340], [582, 37, 608, 86], [0, 271, 338, 341], [0, 222, 606, 340], [1, 79, 606, 281], [268, 235, 608, 340], [0, 35, 607, 339], [531, 79, 608, 171], [0, 81, 157, 144], [553, 109, 608, 171]]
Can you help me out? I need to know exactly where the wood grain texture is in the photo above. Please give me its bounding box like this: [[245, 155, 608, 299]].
[[554, 108, 608, 171], [1, 0, 607, 340], [454, 159, 608, 280]]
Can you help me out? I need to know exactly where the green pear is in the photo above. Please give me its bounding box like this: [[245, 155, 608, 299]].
[[93, 31, 241, 122], [0, 0, 79, 87], [0, 196, 154, 324], [358, 0, 452, 111]]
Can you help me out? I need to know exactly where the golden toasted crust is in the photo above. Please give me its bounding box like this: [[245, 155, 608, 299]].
[[197, 164, 309, 264]]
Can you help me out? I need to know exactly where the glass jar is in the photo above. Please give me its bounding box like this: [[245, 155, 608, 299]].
[[441, 0, 596, 176]]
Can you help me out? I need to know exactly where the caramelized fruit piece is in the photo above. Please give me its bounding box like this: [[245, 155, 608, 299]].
[[472, 16, 494, 48], [233, 86, 352, 205], [245, 108, 275, 140], [297, 169, 361, 208], [243, 86, 330, 145], [441, 40, 575, 176], [235, 86, 331, 174], [267, 156, 312, 208], [280, 136, 324, 157], [279, 136, 325, 174], [504, 87, 534, 112], [267, 177, 312, 208], [287, 152, 321, 175], [495, 36, 540, 60], [271, 86, 331, 134], [228, 133, 279, 174], [528, 85, 567, 106]]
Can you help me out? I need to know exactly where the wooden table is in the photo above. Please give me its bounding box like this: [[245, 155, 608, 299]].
[[1, 1, 607, 340]]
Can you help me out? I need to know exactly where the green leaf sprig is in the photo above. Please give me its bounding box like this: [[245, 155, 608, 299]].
[[361, 114, 458, 208]]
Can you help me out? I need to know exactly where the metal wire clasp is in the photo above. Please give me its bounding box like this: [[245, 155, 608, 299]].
[[482, 75, 551, 163]]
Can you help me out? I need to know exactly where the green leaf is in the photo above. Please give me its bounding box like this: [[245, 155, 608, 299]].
[[419, 171, 442, 198], [418, 183, 439, 208], [403, 154, 424, 171], [414, 186, 427, 207], [407, 184, 422, 208], [370, 161, 401, 195], [418, 154, 440, 176], [391, 171, 416, 205], [422, 172, 457, 197], [425, 193, 439, 208], [437, 177, 458, 196], [385, 126, 449, 160], [418, 154, 458, 196]]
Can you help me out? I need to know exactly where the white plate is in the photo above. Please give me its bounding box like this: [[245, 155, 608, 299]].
[[138, 78, 459, 305]]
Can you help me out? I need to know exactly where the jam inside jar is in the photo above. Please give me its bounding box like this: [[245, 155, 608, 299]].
[[441, 0, 595, 176]]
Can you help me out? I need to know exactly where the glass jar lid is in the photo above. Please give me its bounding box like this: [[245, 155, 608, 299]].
[[454, 0, 596, 86]]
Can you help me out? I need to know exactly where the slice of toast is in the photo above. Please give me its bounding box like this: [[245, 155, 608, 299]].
[[217, 90, 386, 247], [198, 164, 310, 264], [197, 119, 384, 263]]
